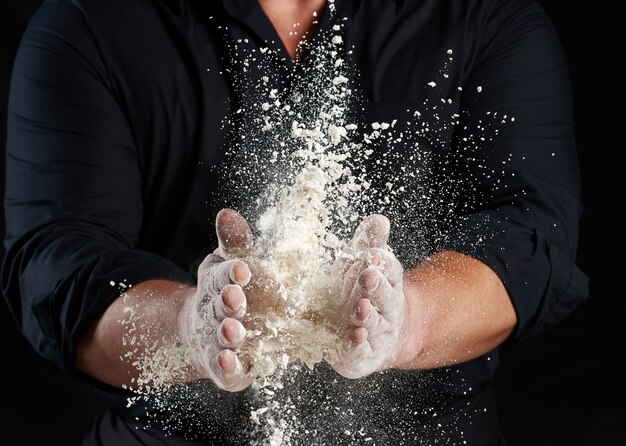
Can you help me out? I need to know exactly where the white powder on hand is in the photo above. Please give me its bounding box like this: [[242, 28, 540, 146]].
[[119, 27, 498, 444]]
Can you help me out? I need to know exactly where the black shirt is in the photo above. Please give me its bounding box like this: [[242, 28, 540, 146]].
[[3, 0, 588, 444]]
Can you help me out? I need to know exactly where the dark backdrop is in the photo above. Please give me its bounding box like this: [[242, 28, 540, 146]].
[[1, 2, 622, 445]]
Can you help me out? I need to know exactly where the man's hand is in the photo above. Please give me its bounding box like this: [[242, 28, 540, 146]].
[[178, 209, 255, 391], [330, 214, 406, 379]]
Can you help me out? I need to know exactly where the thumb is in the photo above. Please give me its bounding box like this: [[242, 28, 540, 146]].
[[215, 208, 254, 258], [348, 214, 390, 253]]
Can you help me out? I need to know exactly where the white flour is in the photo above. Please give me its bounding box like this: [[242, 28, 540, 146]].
[[240, 112, 363, 389], [235, 28, 372, 441], [119, 6, 514, 442]]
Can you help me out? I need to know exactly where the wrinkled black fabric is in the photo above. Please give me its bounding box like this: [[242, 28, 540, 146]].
[[3, 0, 587, 444]]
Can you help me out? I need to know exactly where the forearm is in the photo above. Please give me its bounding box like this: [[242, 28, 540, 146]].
[[393, 250, 517, 370], [76, 211, 258, 392], [76, 279, 200, 388]]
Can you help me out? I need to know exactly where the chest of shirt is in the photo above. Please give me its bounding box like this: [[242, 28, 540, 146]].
[[84, 0, 487, 171]]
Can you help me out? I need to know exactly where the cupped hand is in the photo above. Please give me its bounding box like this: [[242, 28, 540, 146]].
[[330, 214, 406, 379], [179, 209, 255, 391]]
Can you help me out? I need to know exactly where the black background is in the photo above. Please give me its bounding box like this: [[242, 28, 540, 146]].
[[1, 1, 623, 445]]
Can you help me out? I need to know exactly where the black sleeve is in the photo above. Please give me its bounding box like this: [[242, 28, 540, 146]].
[[441, 0, 588, 341], [2, 0, 191, 373]]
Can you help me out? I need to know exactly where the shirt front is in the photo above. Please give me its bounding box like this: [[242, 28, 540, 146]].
[[3, 0, 588, 444]]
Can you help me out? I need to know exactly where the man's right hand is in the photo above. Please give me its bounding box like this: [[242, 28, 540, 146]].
[[178, 209, 255, 392]]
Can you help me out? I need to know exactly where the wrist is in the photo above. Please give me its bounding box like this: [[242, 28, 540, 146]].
[[175, 285, 200, 344], [175, 285, 213, 381]]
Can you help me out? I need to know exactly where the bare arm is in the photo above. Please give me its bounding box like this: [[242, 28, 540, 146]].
[[76, 209, 255, 391], [79, 211, 516, 388], [330, 215, 516, 377], [76, 280, 196, 388], [393, 250, 516, 370]]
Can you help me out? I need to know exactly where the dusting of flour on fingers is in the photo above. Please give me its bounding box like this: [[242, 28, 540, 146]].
[[116, 2, 513, 443]]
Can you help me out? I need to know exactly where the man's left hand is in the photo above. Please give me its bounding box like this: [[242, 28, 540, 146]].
[[330, 214, 406, 379]]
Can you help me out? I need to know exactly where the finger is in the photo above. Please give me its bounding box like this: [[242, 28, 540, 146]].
[[229, 261, 251, 285], [329, 254, 354, 278], [340, 260, 365, 305], [362, 214, 390, 248], [216, 284, 247, 319], [200, 259, 251, 294], [216, 318, 246, 349], [215, 208, 254, 258], [211, 350, 252, 392], [347, 214, 390, 254], [358, 267, 399, 318], [340, 327, 373, 364], [347, 326, 369, 347], [368, 247, 403, 287], [351, 297, 381, 332]]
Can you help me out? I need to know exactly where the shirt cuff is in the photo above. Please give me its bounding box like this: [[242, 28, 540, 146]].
[[31, 249, 193, 374], [439, 212, 589, 341]]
